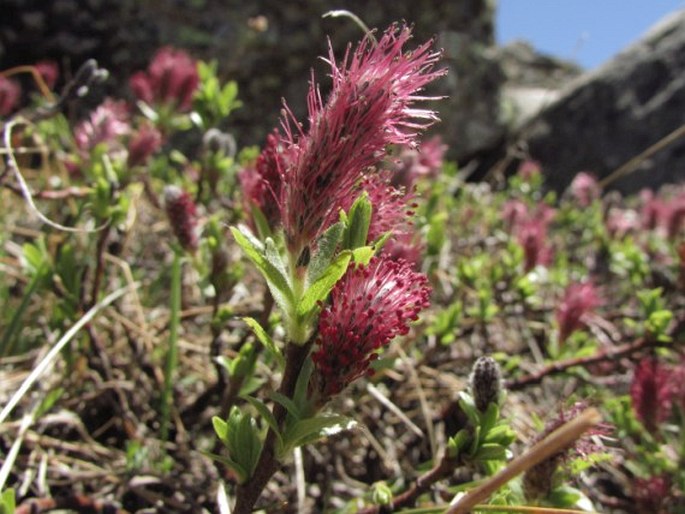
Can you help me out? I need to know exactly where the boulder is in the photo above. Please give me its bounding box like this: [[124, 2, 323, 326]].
[[496, 41, 582, 130], [0, 0, 505, 157], [522, 9, 685, 193]]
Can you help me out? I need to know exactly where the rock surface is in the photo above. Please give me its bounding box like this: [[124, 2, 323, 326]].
[[0, 0, 504, 158], [521, 9, 685, 193], [2, 2, 684, 192], [496, 40, 582, 131]]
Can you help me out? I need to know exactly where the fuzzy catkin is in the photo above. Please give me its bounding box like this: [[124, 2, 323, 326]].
[[470, 356, 502, 412]]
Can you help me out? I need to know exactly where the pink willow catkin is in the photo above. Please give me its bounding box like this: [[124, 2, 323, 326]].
[[277, 24, 445, 259], [312, 256, 431, 397]]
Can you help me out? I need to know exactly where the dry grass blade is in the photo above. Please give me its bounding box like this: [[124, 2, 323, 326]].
[[294, 446, 306, 512], [217, 481, 232, 514], [0, 282, 139, 426], [366, 382, 424, 438], [445, 408, 602, 514], [2, 118, 108, 233], [0, 409, 36, 490], [321, 10, 374, 40], [598, 122, 685, 189]]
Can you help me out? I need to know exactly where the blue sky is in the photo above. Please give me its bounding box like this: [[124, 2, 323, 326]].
[[496, 1, 685, 69]]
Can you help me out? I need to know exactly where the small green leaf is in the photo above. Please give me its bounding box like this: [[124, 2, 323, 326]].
[[646, 309, 673, 341], [230, 226, 295, 316], [270, 391, 301, 420], [242, 317, 285, 369], [279, 414, 357, 456], [480, 402, 499, 436], [250, 204, 273, 241], [548, 485, 584, 508], [1, 488, 15, 514], [264, 238, 288, 280], [292, 357, 314, 415], [230, 342, 257, 380], [204, 450, 249, 483], [352, 245, 375, 265], [214, 407, 264, 483], [21, 241, 49, 276], [484, 424, 517, 447], [370, 481, 393, 506], [458, 391, 480, 427], [447, 428, 471, 458], [36, 387, 64, 418], [307, 222, 344, 286], [212, 416, 229, 442], [370, 231, 392, 253], [474, 443, 507, 461], [297, 252, 352, 320], [342, 193, 372, 249], [244, 396, 280, 438], [234, 413, 263, 480]]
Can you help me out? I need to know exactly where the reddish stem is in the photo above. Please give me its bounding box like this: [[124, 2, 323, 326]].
[[232, 341, 312, 514], [507, 316, 685, 391], [357, 455, 458, 514]]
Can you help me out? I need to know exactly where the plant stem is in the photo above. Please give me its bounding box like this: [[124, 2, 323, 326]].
[[1, 265, 45, 357], [161, 249, 182, 443], [357, 455, 458, 514], [507, 337, 669, 391], [233, 341, 312, 514], [507, 313, 685, 390], [445, 408, 602, 514], [87, 223, 111, 309]]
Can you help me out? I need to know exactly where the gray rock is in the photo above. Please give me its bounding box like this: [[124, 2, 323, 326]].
[[0, 0, 503, 157], [496, 41, 582, 131], [522, 9, 685, 193]]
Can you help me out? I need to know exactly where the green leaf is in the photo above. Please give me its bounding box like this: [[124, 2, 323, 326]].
[[351, 245, 375, 265], [21, 241, 49, 276], [307, 222, 344, 286], [244, 396, 280, 437], [1, 264, 45, 357], [480, 402, 499, 436], [458, 391, 480, 427], [370, 481, 393, 506], [204, 450, 249, 483], [484, 424, 517, 447], [230, 226, 295, 315], [264, 238, 288, 280], [468, 425, 481, 455], [214, 407, 264, 483], [548, 485, 583, 508], [646, 309, 673, 341], [0, 488, 15, 514], [250, 204, 273, 241], [242, 317, 285, 369], [232, 224, 264, 253], [426, 212, 447, 256], [447, 428, 471, 458], [230, 342, 257, 380], [292, 356, 314, 416], [234, 413, 263, 480], [370, 231, 392, 253], [269, 391, 301, 420], [212, 416, 229, 442], [342, 193, 372, 249], [474, 443, 507, 461], [297, 251, 352, 320], [279, 414, 357, 456], [36, 387, 64, 418]]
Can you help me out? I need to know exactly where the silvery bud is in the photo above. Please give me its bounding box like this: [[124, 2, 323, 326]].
[[470, 356, 502, 412]]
